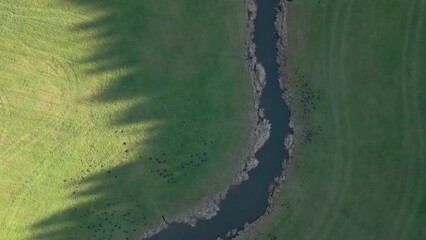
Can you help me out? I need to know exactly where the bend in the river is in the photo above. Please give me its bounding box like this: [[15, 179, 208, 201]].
[[145, 0, 290, 239]]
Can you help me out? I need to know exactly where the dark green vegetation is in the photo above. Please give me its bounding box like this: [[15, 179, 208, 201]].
[[0, 0, 252, 239], [241, 0, 426, 239]]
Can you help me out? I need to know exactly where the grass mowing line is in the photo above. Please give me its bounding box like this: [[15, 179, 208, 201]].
[[0, 62, 66, 157], [0, 90, 14, 227], [318, 1, 354, 238], [0, 115, 75, 224], [393, 1, 421, 238], [316, 8, 343, 239], [399, 1, 426, 237], [318, 1, 356, 239], [311, 2, 347, 238], [0, 89, 11, 144], [0, 2, 84, 19]]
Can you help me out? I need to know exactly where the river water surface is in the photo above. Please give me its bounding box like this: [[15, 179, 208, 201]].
[[146, 0, 290, 239]]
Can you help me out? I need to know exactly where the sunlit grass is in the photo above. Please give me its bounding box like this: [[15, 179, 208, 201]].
[[0, 0, 252, 239]]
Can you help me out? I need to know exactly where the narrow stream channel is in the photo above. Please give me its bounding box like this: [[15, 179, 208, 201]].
[[146, 0, 290, 239]]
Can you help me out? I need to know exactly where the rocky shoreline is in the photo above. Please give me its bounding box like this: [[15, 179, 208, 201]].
[[139, 0, 271, 238]]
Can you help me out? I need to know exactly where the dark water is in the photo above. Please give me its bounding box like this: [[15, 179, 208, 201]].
[[146, 0, 290, 239]]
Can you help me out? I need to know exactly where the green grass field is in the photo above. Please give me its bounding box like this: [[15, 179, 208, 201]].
[[0, 0, 253, 239], [240, 0, 426, 239]]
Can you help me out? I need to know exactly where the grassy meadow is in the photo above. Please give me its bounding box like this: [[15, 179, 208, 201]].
[[0, 0, 253, 239], [239, 0, 426, 239]]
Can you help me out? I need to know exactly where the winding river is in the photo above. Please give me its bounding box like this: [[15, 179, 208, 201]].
[[146, 0, 290, 239]]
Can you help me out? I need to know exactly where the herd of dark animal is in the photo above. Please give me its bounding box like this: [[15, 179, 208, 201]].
[[293, 68, 323, 143], [147, 146, 210, 185], [56, 126, 214, 240]]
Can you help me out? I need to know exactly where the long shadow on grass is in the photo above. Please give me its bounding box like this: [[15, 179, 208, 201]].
[[31, 0, 246, 239]]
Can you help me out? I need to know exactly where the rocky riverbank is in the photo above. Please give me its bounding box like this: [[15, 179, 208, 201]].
[[231, 0, 298, 238], [139, 0, 271, 238]]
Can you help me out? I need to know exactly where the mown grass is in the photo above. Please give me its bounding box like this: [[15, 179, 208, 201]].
[[240, 0, 426, 239], [0, 0, 253, 239]]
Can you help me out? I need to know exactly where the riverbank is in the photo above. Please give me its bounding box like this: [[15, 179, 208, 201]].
[[138, 0, 272, 238], [234, 0, 426, 239], [231, 0, 297, 238]]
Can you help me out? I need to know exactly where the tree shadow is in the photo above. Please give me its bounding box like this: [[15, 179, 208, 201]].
[[30, 0, 248, 239]]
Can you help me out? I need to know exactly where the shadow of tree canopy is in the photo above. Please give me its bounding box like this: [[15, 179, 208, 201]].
[[30, 0, 250, 239]]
